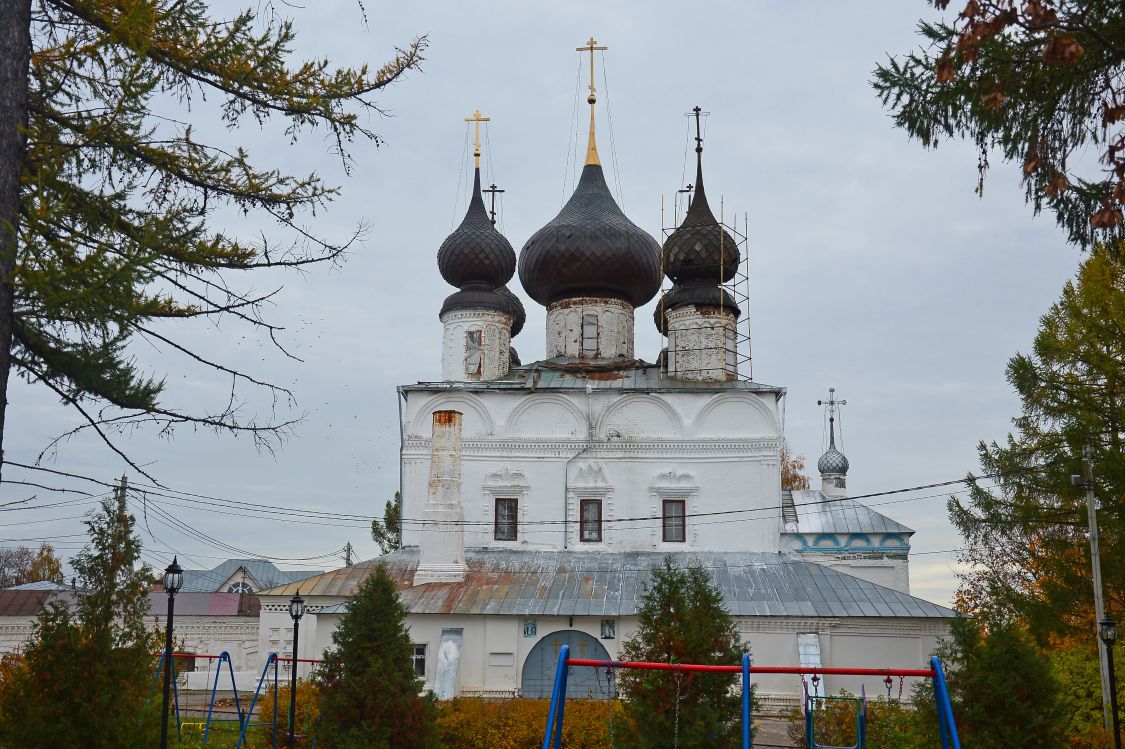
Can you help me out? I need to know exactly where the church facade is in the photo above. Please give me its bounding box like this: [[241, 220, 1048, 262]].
[[259, 42, 954, 705]]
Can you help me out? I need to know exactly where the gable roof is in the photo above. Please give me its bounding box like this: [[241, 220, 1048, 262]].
[[278, 548, 954, 620], [180, 559, 323, 593]]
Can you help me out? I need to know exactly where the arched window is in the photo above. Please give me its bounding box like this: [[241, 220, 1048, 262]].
[[227, 581, 253, 594]]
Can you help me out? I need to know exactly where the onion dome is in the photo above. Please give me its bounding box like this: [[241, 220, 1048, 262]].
[[662, 132, 740, 285], [519, 164, 661, 307], [497, 285, 525, 337], [653, 285, 741, 335], [817, 418, 850, 475], [437, 168, 516, 290]]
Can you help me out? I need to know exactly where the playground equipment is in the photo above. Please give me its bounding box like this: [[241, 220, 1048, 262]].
[[542, 645, 962, 749], [150, 651, 321, 748], [804, 686, 866, 749]]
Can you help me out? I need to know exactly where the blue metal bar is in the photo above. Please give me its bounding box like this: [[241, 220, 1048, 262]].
[[236, 653, 279, 749], [742, 653, 752, 749], [203, 651, 242, 748], [931, 656, 961, 749], [553, 646, 570, 749], [541, 645, 569, 749], [273, 656, 279, 749]]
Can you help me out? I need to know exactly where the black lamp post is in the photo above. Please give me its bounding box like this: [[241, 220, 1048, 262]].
[[288, 591, 306, 749], [160, 557, 184, 749], [1100, 617, 1121, 749]]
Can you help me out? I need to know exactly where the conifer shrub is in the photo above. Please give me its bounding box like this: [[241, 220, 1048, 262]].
[[314, 564, 441, 749], [616, 557, 752, 749], [0, 493, 160, 748]]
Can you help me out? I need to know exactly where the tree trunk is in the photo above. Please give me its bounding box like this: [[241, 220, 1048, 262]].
[[0, 0, 32, 483]]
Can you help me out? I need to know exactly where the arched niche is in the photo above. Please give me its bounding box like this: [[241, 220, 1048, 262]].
[[504, 394, 586, 438], [597, 394, 684, 440], [408, 393, 495, 437], [692, 393, 778, 438]]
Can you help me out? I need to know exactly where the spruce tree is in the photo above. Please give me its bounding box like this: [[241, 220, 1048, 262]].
[[0, 484, 160, 748], [314, 564, 440, 749], [938, 618, 1064, 749], [618, 557, 750, 749]]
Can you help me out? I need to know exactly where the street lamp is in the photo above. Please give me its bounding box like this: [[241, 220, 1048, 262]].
[[160, 557, 184, 749], [288, 591, 306, 749], [1100, 617, 1121, 749]]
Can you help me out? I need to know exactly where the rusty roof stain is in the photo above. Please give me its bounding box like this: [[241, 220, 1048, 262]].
[[287, 548, 956, 619]]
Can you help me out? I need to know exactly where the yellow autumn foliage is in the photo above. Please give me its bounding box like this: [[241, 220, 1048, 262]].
[[437, 698, 629, 749]]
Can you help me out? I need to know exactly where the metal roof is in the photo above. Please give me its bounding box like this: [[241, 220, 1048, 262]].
[[6, 581, 68, 591], [287, 548, 953, 619], [180, 559, 323, 593], [400, 360, 784, 394], [782, 491, 914, 536]]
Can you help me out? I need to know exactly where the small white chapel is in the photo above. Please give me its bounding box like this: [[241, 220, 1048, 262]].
[[258, 39, 955, 707]]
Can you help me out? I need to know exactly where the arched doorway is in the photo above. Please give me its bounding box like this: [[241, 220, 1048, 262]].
[[521, 630, 615, 699]]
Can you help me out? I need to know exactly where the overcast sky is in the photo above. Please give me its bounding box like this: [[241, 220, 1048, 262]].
[[3, 1, 1086, 605]]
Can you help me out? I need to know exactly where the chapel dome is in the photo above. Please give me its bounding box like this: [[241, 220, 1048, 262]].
[[817, 446, 850, 476], [518, 164, 661, 307], [437, 169, 516, 290], [662, 147, 739, 286]]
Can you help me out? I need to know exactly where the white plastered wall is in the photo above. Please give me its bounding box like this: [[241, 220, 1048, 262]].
[[399, 387, 784, 553]]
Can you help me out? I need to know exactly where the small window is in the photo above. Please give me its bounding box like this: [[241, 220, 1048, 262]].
[[600, 619, 616, 639], [226, 581, 253, 594], [412, 644, 427, 678], [580, 499, 602, 542], [494, 497, 518, 541], [663, 499, 686, 543], [798, 633, 824, 697], [465, 329, 483, 376], [725, 327, 737, 374], [523, 619, 538, 638], [581, 314, 598, 357]]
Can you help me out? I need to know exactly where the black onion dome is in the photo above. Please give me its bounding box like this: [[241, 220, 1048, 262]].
[[437, 168, 516, 289], [519, 164, 661, 307], [662, 150, 740, 285], [497, 285, 526, 337], [439, 283, 511, 319], [653, 285, 740, 335]]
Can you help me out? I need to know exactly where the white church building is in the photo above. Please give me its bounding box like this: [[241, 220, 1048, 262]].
[[259, 43, 955, 705]]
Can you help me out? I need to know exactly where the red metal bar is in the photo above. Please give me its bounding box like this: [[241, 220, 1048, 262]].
[[566, 658, 935, 678]]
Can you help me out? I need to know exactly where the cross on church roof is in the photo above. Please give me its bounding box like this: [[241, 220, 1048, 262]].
[[464, 109, 491, 169], [483, 182, 505, 225], [576, 36, 607, 165]]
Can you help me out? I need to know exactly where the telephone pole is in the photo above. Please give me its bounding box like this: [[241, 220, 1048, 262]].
[[344, 541, 354, 567], [1075, 447, 1112, 731]]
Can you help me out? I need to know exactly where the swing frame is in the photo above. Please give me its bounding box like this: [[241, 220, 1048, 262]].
[[540, 645, 962, 749]]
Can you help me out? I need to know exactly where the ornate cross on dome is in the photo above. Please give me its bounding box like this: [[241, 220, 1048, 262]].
[[817, 387, 847, 447], [692, 105, 703, 154], [464, 109, 491, 169], [483, 182, 505, 225], [576, 36, 607, 166]]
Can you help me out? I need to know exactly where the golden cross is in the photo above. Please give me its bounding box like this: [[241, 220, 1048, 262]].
[[464, 109, 491, 169], [576, 37, 607, 104], [576, 37, 607, 166]]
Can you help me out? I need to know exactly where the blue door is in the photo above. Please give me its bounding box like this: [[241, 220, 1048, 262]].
[[521, 630, 615, 699]]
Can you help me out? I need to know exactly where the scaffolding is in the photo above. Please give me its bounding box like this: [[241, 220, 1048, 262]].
[[658, 190, 752, 382]]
